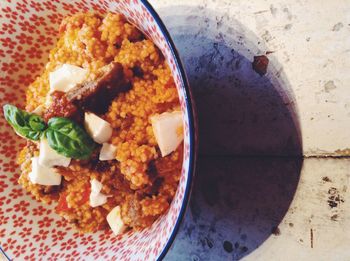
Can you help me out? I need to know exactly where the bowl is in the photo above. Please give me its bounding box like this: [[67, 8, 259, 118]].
[[0, 0, 196, 260]]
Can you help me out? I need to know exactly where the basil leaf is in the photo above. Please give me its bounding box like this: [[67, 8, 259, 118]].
[[29, 116, 46, 131], [3, 104, 46, 141], [45, 117, 96, 159]]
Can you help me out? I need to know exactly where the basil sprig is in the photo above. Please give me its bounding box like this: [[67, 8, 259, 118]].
[[3, 104, 46, 140], [3, 104, 96, 159]]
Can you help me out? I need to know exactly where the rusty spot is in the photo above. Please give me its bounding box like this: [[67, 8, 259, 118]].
[[252, 55, 269, 76], [327, 187, 344, 208], [310, 228, 314, 248], [322, 176, 332, 182]]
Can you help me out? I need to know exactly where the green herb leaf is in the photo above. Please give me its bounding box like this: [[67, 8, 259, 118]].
[[3, 104, 46, 141], [45, 117, 96, 159], [3, 104, 96, 159]]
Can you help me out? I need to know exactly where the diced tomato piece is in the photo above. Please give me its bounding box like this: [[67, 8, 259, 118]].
[[55, 184, 90, 213], [56, 192, 69, 212], [79, 185, 90, 205]]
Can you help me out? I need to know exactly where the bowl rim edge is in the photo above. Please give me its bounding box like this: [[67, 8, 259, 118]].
[[138, 0, 197, 260]]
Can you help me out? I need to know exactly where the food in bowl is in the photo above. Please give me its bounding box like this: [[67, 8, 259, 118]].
[[3, 12, 184, 235]]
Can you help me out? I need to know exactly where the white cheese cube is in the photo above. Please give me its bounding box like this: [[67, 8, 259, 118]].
[[49, 64, 88, 93], [89, 179, 108, 208], [107, 206, 126, 236], [28, 157, 62, 186], [99, 143, 117, 161], [91, 179, 103, 193], [84, 112, 112, 144], [39, 139, 71, 167], [90, 193, 108, 208], [151, 111, 184, 157]]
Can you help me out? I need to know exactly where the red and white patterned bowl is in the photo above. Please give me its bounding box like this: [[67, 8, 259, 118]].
[[0, 0, 196, 260]]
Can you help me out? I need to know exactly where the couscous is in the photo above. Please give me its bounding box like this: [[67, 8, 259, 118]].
[[4, 12, 183, 234]]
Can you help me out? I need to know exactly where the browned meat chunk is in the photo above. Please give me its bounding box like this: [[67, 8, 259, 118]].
[[122, 195, 155, 229], [66, 62, 131, 114], [43, 62, 130, 122]]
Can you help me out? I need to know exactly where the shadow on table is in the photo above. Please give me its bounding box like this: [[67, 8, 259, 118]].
[[159, 5, 303, 261]]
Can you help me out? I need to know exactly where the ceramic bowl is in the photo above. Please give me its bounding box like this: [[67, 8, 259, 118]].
[[0, 0, 196, 260]]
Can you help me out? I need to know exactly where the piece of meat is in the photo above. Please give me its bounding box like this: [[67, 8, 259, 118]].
[[43, 62, 129, 121], [66, 62, 131, 114]]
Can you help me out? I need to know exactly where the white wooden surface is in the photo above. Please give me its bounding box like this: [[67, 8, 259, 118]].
[[146, 0, 350, 260], [151, 0, 350, 156]]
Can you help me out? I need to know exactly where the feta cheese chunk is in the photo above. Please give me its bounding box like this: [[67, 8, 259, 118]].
[[89, 179, 108, 208], [39, 139, 71, 167], [99, 143, 117, 161], [49, 64, 88, 93], [151, 111, 184, 157], [106, 206, 126, 236], [28, 157, 62, 186], [84, 112, 112, 144], [91, 179, 103, 192]]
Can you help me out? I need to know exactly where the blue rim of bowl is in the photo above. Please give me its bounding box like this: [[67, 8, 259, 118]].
[[0, 2, 196, 260], [0, 246, 10, 260], [139, 1, 196, 260]]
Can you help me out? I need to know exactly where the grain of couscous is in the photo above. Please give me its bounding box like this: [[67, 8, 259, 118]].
[[5, 12, 183, 234]]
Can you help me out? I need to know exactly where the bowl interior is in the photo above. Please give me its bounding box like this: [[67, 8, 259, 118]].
[[0, 0, 193, 260]]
